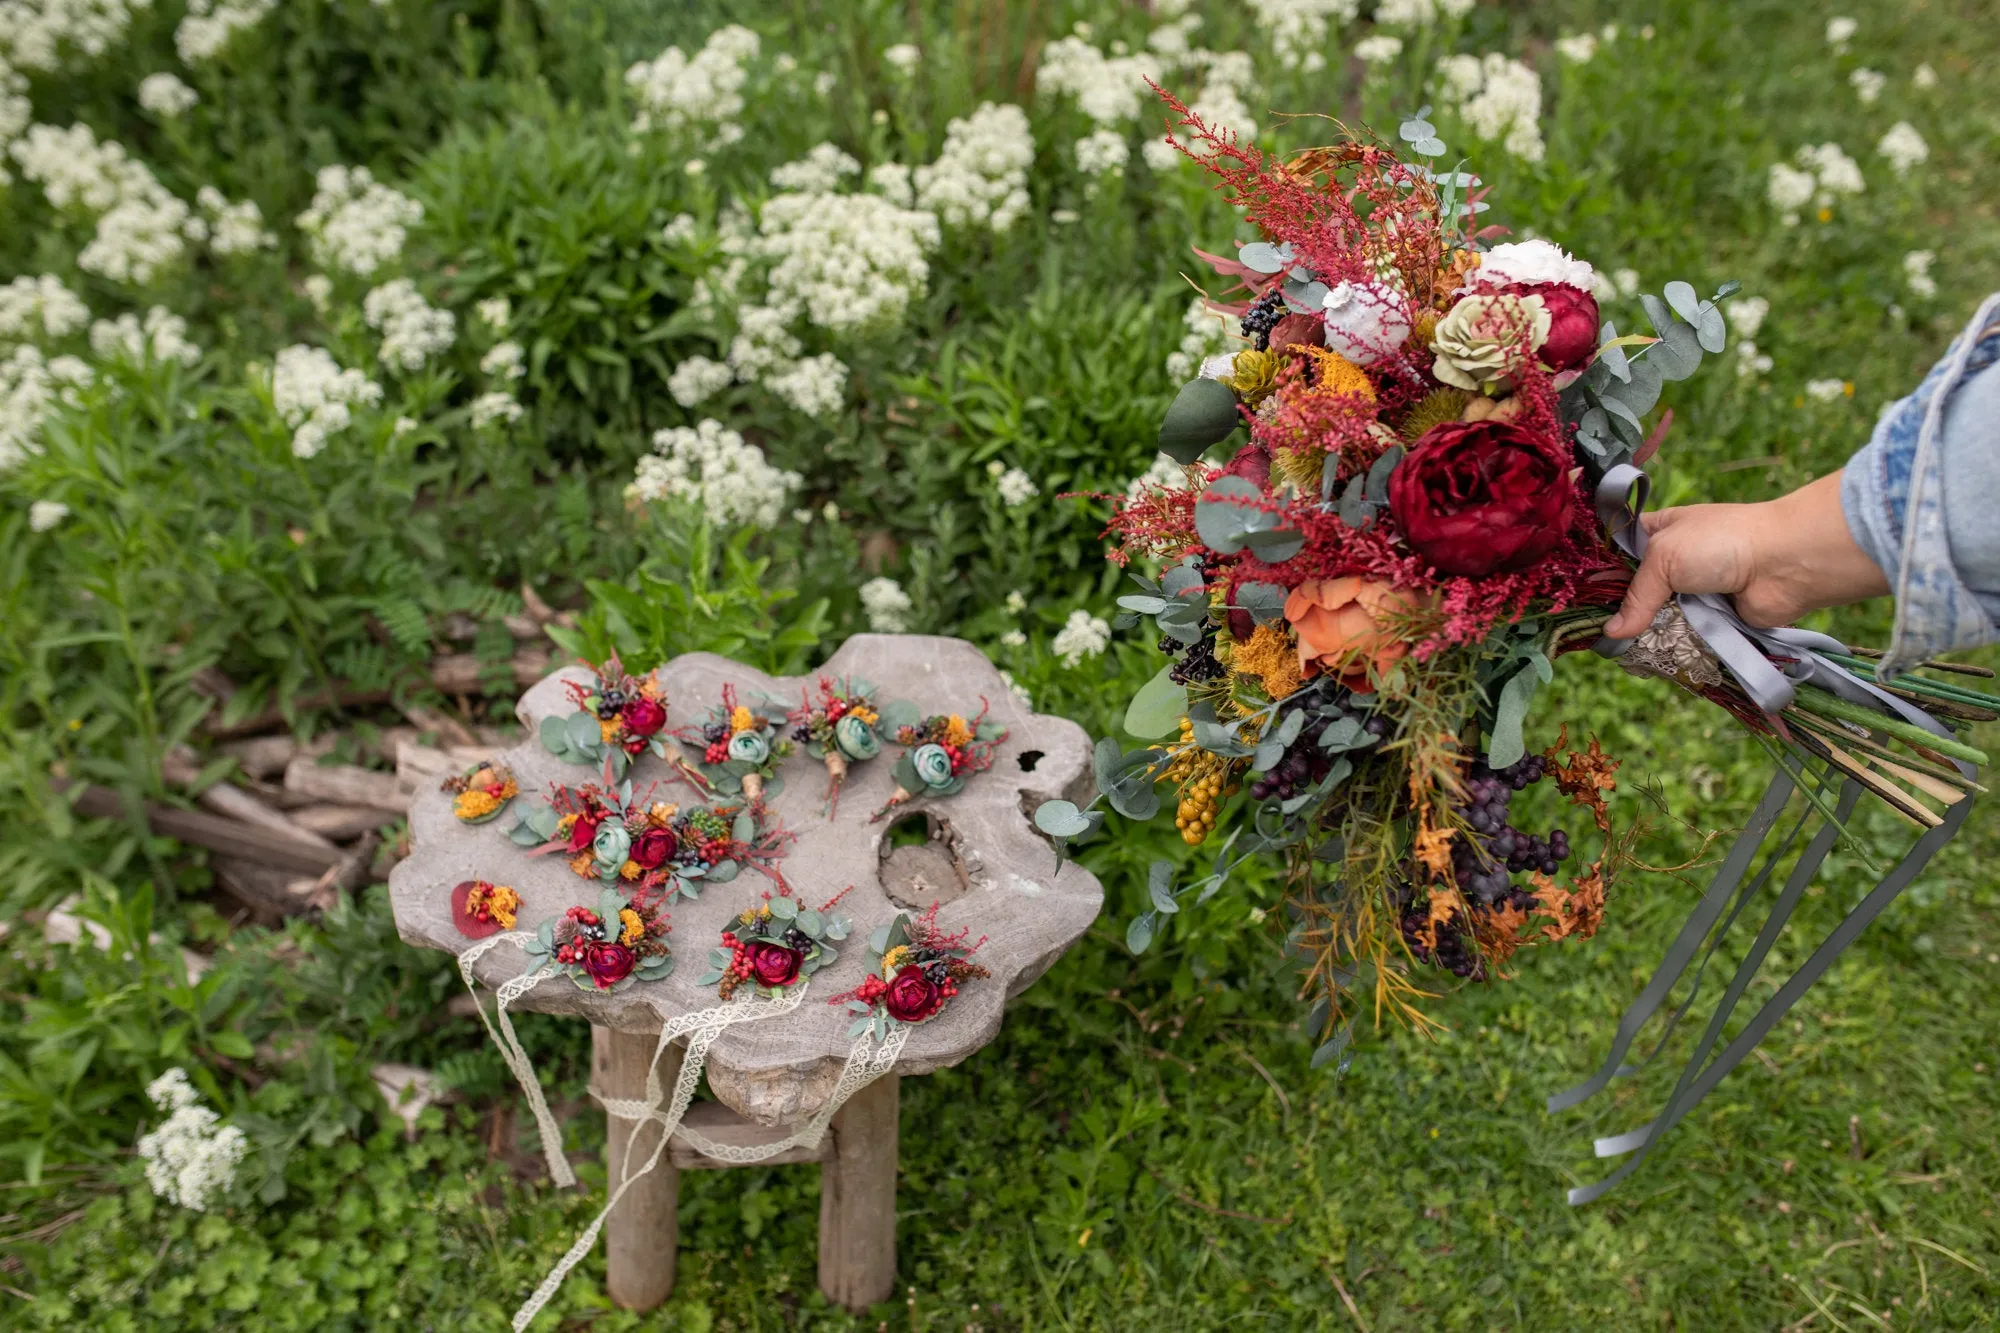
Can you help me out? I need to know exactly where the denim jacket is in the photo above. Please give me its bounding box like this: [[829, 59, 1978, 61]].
[[1840, 292, 2000, 677]]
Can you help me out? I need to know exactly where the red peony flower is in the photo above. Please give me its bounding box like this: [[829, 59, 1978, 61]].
[[581, 940, 635, 988], [1498, 281, 1599, 372], [630, 827, 677, 870], [745, 941, 803, 988], [621, 697, 667, 738], [883, 965, 944, 1023], [1388, 419, 1576, 576], [567, 815, 601, 853]]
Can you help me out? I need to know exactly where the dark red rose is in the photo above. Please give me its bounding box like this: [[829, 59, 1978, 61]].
[[621, 697, 667, 738], [1498, 281, 1599, 372], [1388, 420, 1575, 576], [746, 941, 803, 988], [630, 827, 676, 869], [581, 940, 635, 988], [567, 815, 601, 853], [883, 964, 944, 1023]]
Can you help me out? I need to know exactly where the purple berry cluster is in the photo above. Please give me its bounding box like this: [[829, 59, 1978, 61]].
[[1248, 706, 1387, 802], [1396, 885, 1486, 981], [1451, 755, 1570, 909], [1163, 633, 1226, 685], [1239, 289, 1286, 350]]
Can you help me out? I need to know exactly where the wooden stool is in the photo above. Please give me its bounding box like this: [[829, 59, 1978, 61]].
[[390, 636, 1103, 1315]]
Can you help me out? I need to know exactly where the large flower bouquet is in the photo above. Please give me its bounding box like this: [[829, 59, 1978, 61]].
[[1036, 94, 1992, 1074]]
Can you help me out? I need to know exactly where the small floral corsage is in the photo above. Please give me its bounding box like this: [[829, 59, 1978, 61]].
[[787, 676, 896, 816], [679, 685, 794, 803], [870, 701, 1007, 821], [539, 655, 676, 780], [522, 886, 673, 991], [507, 780, 794, 903], [832, 905, 989, 1039], [441, 762, 519, 824], [450, 879, 521, 938], [698, 885, 853, 999]]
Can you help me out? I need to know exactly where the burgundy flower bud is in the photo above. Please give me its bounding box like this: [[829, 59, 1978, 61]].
[[1388, 419, 1575, 576]]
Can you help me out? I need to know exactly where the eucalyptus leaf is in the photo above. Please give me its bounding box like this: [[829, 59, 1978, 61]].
[[769, 894, 798, 920], [1663, 280, 1701, 325], [1694, 303, 1727, 353], [1282, 278, 1330, 312], [1126, 912, 1157, 954], [1160, 378, 1242, 463], [1033, 799, 1094, 839], [1363, 445, 1403, 502], [1241, 526, 1305, 563], [1235, 581, 1287, 626], [1148, 860, 1177, 913], [1486, 667, 1540, 769], [1652, 320, 1703, 381], [1123, 664, 1188, 739], [1237, 241, 1290, 274], [1117, 593, 1167, 615]]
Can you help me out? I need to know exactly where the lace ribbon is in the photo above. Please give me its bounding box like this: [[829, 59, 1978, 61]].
[[669, 1022, 910, 1166], [456, 932, 575, 1187]]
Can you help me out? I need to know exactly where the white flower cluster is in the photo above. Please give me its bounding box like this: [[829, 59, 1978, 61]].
[[668, 354, 732, 407], [1824, 16, 1857, 53], [1036, 34, 1163, 125], [1912, 63, 1937, 91], [10, 122, 203, 283], [362, 278, 455, 371], [0, 275, 90, 342], [90, 306, 201, 365], [1904, 250, 1936, 300], [913, 102, 1034, 232], [479, 340, 524, 381], [296, 165, 424, 278], [883, 42, 920, 74], [988, 459, 1038, 506], [475, 296, 510, 330], [724, 302, 802, 379], [1804, 377, 1849, 403], [138, 72, 198, 118], [1767, 143, 1863, 225], [625, 25, 759, 139], [272, 344, 382, 459], [1877, 122, 1928, 176], [0, 66, 25, 186], [1177, 49, 1259, 149], [1849, 68, 1885, 104], [1554, 33, 1597, 64], [1052, 609, 1111, 667], [470, 391, 522, 429], [1074, 128, 1129, 176], [0, 0, 147, 71], [1729, 296, 1768, 339], [661, 212, 699, 246], [1435, 53, 1545, 163], [1244, 0, 1358, 72], [1165, 296, 1236, 382], [2, 344, 92, 467], [1374, 0, 1477, 25], [30, 499, 69, 531], [137, 1069, 247, 1213], [754, 191, 940, 333], [628, 418, 802, 527], [175, 0, 274, 63], [1355, 35, 1404, 65], [1127, 452, 1191, 497], [860, 576, 913, 633], [764, 352, 848, 418], [770, 141, 859, 193], [197, 186, 274, 254]]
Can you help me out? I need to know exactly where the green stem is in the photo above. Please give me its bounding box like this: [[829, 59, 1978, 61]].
[[1820, 655, 2000, 709], [1749, 733, 1883, 875], [1786, 686, 1988, 765]]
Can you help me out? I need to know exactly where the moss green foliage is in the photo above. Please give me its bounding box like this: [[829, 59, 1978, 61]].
[[3, 0, 1999, 1327]]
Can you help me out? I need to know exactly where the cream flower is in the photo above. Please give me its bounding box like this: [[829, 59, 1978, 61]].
[[1320, 279, 1412, 367], [1430, 292, 1550, 392]]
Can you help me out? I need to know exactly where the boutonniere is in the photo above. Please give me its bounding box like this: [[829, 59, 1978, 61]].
[[521, 885, 673, 991], [680, 685, 795, 803], [871, 700, 1008, 821], [507, 780, 795, 903], [786, 676, 894, 816], [699, 885, 853, 998], [440, 762, 519, 825], [832, 905, 989, 1040], [539, 655, 677, 780], [449, 879, 521, 938]]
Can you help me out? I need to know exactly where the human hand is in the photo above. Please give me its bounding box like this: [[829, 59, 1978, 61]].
[[1602, 471, 1890, 638]]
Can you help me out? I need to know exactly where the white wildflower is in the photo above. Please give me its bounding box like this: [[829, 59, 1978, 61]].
[[475, 296, 511, 329], [394, 415, 416, 435], [999, 629, 1027, 648], [625, 25, 760, 135], [822, 500, 839, 521], [470, 391, 522, 428], [479, 340, 525, 381], [1052, 609, 1112, 667], [791, 506, 814, 525], [176, 0, 275, 62], [1904, 250, 1936, 300], [0, 275, 90, 341], [859, 577, 913, 633], [197, 186, 275, 254], [994, 465, 1037, 507], [867, 162, 914, 206], [362, 278, 455, 371], [913, 102, 1034, 232], [137, 1069, 246, 1212], [138, 73, 198, 118], [1824, 17, 1856, 52], [813, 71, 835, 97], [1355, 35, 1404, 65], [771, 141, 860, 193], [1051, 208, 1080, 224], [1735, 340, 1772, 379], [1804, 377, 1849, 403], [1728, 295, 1768, 338], [1074, 128, 1129, 175], [660, 213, 699, 246], [90, 306, 200, 365], [302, 274, 333, 312], [1613, 268, 1641, 297], [296, 164, 424, 278], [2, 345, 86, 466], [755, 193, 939, 334], [628, 418, 802, 528], [1912, 63, 1937, 90], [1165, 296, 1234, 382], [81, 193, 196, 284], [1766, 161, 1814, 224], [10, 124, 198, 284], [765, 352, 849, 418], [29, 499, 69, 531], [999, 669, 1032, 709], [725, 304, 803, 381], [1141, 136, 1182, 172], [271, 344, 381, 459], [684, 158, 705, 176], [1035, 36, 1163, 126], [1243, 0, 1358, 70], [1877, 122, 1928, 176], [2, 0, 147, 70], [1435, 53, 1544, 162], [1798, 142, 1865, 198], [883, 42, 920, 73], [1005, 589, 1027, 613], [668, 355, 732, 406], [1849, 68, 1885, 104], [1555, 33, 1597, 63], [1127, 452, 1191, 497]]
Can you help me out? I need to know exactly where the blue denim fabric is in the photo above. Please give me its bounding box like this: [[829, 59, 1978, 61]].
[[1840, 292, 2000, 674]]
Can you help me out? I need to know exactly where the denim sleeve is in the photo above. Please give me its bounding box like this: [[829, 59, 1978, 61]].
[[1839, 292, 2000, 673]]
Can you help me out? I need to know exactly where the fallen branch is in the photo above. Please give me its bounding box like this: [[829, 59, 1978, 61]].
[[205, 648, 551, 739], [55, 780, 344, 876]]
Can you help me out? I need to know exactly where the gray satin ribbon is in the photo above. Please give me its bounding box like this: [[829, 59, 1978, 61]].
[[1553, 464, 1977, 1204]]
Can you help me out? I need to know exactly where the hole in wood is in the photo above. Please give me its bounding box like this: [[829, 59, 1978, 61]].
[[877, 811, 968, 909], [1016, 749, 1044, 772]]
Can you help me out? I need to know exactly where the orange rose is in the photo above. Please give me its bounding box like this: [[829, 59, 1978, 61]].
[[1283, 578, 1425, 685]]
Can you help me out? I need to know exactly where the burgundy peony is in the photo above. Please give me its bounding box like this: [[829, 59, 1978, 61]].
[[581, 940, 636, 988], [883, 965, 944, 1023], [621, 697, 667, 738], [630, 827, 677, 869], [567, 814, 601, 853], [1499, 281, 1599, 372], [1388, 420, 1575, 576], [746, 941, 803, 988]]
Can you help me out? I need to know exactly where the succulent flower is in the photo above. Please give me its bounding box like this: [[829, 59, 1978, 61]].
[[1430, 292, 1551, 392]]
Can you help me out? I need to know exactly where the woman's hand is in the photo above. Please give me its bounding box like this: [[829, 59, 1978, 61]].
[[1603, 471, 1891, 637]]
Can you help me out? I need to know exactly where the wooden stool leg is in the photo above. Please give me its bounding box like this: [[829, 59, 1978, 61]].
[[591, 1025, 682, 1311], [817, 1072, 900, 1312]]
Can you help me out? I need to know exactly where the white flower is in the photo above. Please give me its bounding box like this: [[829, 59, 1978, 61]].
[[9, 124, 203, 284], [859, 576, 913, 632], [1798, 142, 1864, 198], [1243, 0, 1358, 71], [1877, 122, 1928, 176], [303, 274, 334, 312], [1141, 137, 1182, 172], [0, 275, 90, 341], [1849, 68, 1886, 104], [1766, 162, 1814, 223], [813, 71, 836, 97], [1355, 35, 1404, 64], [1613, 268, 1641, 297], [1824, 16, 1857, 51], [362, 278, 455, 371], [29, 499, 69, 530], [725, 304, 803, 381], [994, 466, 1037, 507], [1376, 0, 1471, 23], [625, 25, 760, 135], [1912, 63, 1937, 90], [1434, 52, 1544, 162], [138, 73, 199, 118], [271, 344, 381, 458], [475, 296, 511, 329], [1320, 279, 1412, 368], [770, 142, 860, 193], [883, 42, 920, 73], [1554, 33, 1597, 63], [394, 415, 416, 435], [137, 1068, 246, 1212], [1165, 296, 1235, 382], [1185, 54, 1259, 139], [1004, 589, 1028, 613], [1467, 239, 1596, 294], [1036, 35, 1163, 126], [765, 353, 849, 417], [628, 418, 803, 527], [90, 307, 201, 365], [2, 346, 84, 467], [660, 213, 699, 246], [197, 186, 275, 254], [176, 0, 274, 61], [1728, 295, 1769, 339], [1735, 340, 1772, 379], [470, 391, 523, 429], [867, 162, 914, 206], [479, 340, 525, 381], [296, 165, 424, 278], [1074, 129, 1129, 176], [999, 628, 1027, 648], [754, 193, 939, 335], [999, 668, 1032, 708], [668, 355, 732, 406], [1052, 609, 1111, 667], [684, 158, 706, 176], [1904, 250, 1937, 300], [914, 102, 1034, 232], [2, 0, 149, 70], [1804, 377, 1849, 403], [1127, 452, 1191, 497]]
